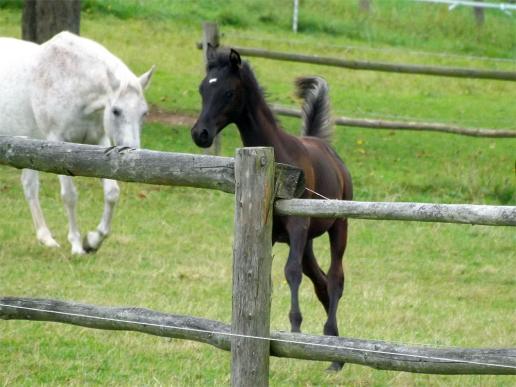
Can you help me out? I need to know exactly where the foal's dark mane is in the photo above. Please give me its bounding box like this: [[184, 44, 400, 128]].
[[239, 61, 280, 128]]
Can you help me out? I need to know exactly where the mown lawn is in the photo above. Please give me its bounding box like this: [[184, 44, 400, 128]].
[[0, 1, 515, 385]]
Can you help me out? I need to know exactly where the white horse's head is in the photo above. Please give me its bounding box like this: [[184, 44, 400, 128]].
[[103, 65, 155, 148]]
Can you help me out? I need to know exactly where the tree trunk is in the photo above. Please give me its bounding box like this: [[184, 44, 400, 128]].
[[22, 0, 81, 44]]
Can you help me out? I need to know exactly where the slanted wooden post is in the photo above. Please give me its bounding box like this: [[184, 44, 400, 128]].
[[201, 21, 221, 155], [232, 147, 274, 386]]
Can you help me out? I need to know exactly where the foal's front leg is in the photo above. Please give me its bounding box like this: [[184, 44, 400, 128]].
[[83, 178, 119, 253], [284, 218, 310, 333]]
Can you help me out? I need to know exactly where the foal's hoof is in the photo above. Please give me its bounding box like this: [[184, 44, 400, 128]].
[[326, 361, 344, 372], [82, 231, 104, 254]]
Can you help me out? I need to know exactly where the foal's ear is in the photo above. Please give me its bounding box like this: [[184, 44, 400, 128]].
[[139, 65, 156, 91], [229, 49, 241, 69]]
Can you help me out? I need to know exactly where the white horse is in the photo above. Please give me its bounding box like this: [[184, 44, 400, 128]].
[[0, 31, 155, 255]]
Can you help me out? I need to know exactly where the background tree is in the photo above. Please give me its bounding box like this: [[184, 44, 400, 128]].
[[22, 0, 81, 43]]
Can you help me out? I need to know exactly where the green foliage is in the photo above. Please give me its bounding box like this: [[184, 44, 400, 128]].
[[0, 1, 515, 385], [78, 0, 516, 58], [0, 0, 22, 10]]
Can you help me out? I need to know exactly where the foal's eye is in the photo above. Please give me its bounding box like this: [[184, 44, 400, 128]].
[[224, 90, 234, 99], [112, 107, 122, 117]]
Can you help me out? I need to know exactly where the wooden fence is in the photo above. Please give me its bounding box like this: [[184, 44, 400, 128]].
[[1, 136, 515, 384], [198, 22, 516, 140]]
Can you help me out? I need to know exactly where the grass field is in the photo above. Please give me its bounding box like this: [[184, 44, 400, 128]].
[[0, 1, 515, 385]]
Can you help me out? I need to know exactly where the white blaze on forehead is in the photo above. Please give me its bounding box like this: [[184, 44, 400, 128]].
[[208, 78, 218, 84]]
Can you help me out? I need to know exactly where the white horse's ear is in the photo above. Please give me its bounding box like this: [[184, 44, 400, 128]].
[[139, 65, 156, 91]]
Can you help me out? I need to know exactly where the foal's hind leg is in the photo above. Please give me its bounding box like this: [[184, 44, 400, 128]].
[[325, 218, 348, 371], [59, 175, 85, 255], [83, 178, 119, 253], [21, 169, 59, 248], [284, 218, 310, 333], [302, 239, 329, 313]]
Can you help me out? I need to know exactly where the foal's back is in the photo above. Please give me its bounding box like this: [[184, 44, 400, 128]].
[[302, 136, 352, 202]]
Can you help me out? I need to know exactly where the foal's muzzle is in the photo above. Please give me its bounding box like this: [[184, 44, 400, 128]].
[[191, 121, 213, 148]]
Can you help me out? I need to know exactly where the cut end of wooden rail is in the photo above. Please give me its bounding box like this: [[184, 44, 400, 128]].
[[275, 162, 305, 198]]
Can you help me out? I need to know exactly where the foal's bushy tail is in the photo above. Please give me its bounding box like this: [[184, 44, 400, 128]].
[[295, 76, 333, 144]]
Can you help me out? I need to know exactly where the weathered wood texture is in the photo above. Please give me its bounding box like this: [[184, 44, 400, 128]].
[[1, 297, 515, 375], [275, 199, 516, 226], [201, 21, 222, 155], [230, 46, 516, 82], [273, 105, 516, 138], [0, 136, 304, 199], [232, 148, 274, 386]]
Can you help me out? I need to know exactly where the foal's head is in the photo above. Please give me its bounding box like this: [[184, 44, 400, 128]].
[[191, 46, 245, 148]]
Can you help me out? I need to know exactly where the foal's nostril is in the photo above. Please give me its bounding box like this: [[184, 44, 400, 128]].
[[200, 129, 209, 140]]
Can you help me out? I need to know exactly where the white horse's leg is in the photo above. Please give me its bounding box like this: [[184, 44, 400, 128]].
[[21, 169, 60, 248], [58, 175, 85, 255], [83, 178, 119, 253]]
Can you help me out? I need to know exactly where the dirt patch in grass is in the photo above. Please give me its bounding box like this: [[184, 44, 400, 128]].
[[148, 105, 196, 127]]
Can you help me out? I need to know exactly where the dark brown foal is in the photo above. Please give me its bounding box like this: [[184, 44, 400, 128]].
[[192, 46, 352, 370]]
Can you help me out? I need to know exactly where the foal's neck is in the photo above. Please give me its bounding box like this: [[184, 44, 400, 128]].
[[234, 85, 288, 149]]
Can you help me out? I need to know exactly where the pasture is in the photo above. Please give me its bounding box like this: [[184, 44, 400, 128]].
[[0, 1, 515, 385]]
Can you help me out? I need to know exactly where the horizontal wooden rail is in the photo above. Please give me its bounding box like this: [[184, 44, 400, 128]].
[[230, 46, 516, 82], [275, 199, 516, 226], [1, 297, 515, 375], [273, 106, 516, 138], [0, 136, 304, 199]]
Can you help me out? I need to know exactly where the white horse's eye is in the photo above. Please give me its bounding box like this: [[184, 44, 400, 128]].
[[112, 107, 122, 117]]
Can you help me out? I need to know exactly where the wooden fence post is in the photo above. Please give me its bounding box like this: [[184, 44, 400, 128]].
[[232, 147, 275, 386], [201, 21, 221, 155]]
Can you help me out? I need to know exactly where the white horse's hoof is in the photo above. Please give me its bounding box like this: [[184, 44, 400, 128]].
[[41, 238, 60, 248], [37, 232, 60, 248], [71, 245, 86, 255], [83, 231, 105, 253]]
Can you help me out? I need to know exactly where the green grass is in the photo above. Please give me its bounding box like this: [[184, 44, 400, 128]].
[[1, 1, 515, 385]]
